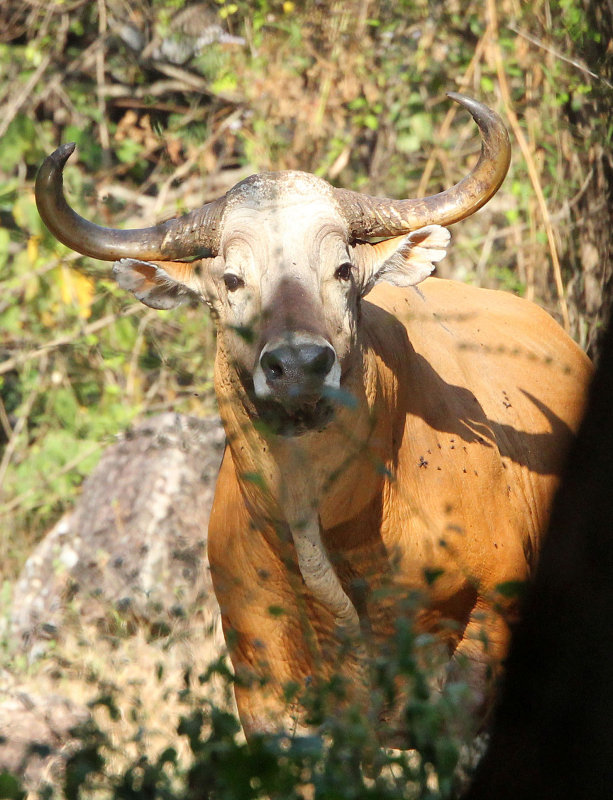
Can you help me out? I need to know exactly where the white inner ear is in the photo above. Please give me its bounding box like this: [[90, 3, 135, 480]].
[[365, 225, 450, 295], [113, 258, 200, 310]]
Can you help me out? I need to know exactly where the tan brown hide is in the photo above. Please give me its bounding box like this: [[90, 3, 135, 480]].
[[207, 277, 591, 740]]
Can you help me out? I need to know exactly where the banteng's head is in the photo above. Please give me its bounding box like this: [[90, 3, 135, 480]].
[[36, 94, 510, 436]]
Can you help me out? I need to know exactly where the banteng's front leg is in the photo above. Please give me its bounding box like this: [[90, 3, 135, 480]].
[[208, 455, 369, 738]]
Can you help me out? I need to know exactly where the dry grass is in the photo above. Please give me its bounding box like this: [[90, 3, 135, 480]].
[[2, 610, 231, 790]]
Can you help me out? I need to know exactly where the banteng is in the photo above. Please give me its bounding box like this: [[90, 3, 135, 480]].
[[36, 94, 591, 744]]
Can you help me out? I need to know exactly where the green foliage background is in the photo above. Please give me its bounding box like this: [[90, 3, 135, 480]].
[[0, 1, 611, 796]]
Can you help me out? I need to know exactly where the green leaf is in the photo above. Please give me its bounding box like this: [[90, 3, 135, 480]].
[[241, 471, 267, 489], [423, 567, 445, 586], [496, 579, 527, 600], [0, 772, 26, 800], [480, 75, 495, 93]]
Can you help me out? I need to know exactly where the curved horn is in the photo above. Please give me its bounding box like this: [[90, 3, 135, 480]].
[[335, 93, 511, 241], [35, 143, 225, 261]]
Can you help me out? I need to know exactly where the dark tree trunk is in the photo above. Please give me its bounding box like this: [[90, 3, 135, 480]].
[[565, 0, 613, 360], [463, 312, 613, 799]]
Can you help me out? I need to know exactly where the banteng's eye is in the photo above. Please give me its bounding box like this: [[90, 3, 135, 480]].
[[335, 262, 353, 282], [223, 273, 245, 292]]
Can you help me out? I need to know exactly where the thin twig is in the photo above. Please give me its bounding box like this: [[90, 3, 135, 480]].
[[417, 34, 488, 197], [152, 107, 244, 216], [565, 166, 595, 211], [0, 441, 105, 516], [126, 310, 155, 401], [509, 23, 613, 89], [486, 0, 570, 331], [108, 92, 195, 110], [38, 38, 100, 113], [0, 52, 52, 139], [96, 0, 111, 155], [0, 306, 143, 377], [0, 357, 47, 492], [150, 61, 242, 103], [0, 397, 13, 442]]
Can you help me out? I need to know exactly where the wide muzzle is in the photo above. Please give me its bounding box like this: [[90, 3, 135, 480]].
[[254, 334, 340, 408]]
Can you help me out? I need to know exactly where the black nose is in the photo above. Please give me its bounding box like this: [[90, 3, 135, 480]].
[[260, 342, 335, 400]]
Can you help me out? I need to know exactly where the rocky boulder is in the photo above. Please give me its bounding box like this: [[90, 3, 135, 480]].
[[0, 684, 89, 788], [11, 413, 225, 658]]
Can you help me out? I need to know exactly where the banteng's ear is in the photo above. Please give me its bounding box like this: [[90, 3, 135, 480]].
[[356, 225, 450, 297], [112, 258, 204, 310]]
